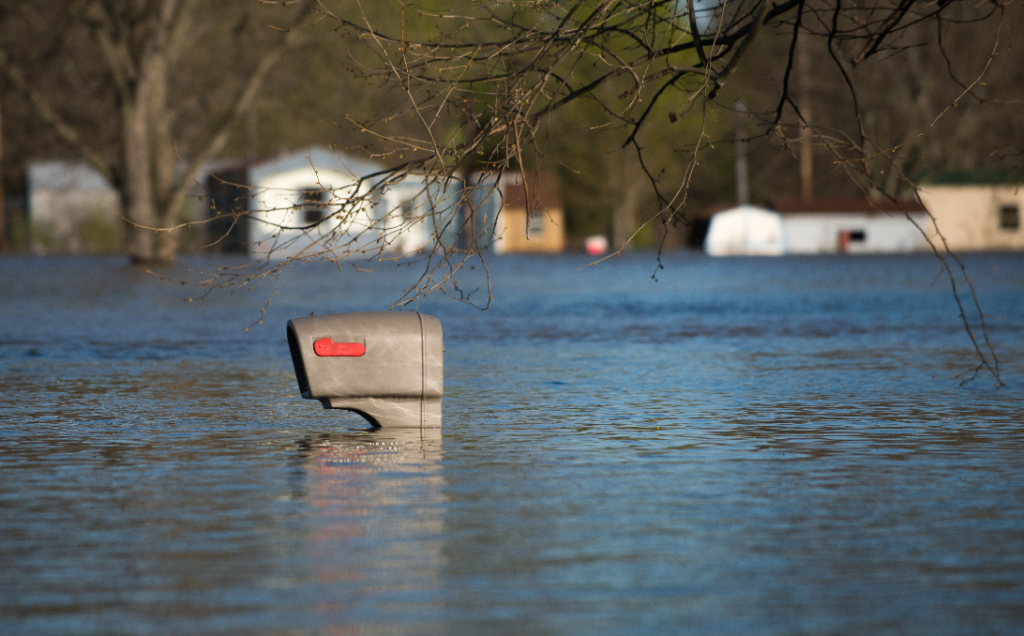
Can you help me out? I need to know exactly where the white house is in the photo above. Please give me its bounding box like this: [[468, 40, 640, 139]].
[[246, 147, 483, 259], [244, 148, 569, 259], [704, 199, 930, 256], [247, 147, 387, 260], [26, 160, 121, 253], [771, 198, 929, 254], [371, 176, 465, 256]]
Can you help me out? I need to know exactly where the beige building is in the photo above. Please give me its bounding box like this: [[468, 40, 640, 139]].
[[492, 173, 565, 253], [918, 184, 1024, 251]]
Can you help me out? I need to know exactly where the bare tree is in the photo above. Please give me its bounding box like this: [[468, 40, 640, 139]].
[[178, 1, 1017, 382], [0, 0, 310, 261]]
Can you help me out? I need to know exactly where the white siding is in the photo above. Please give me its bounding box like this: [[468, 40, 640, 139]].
[[247, 150, 381, 260], [26, 161, 121, 253], [782, 213, 929, 254]]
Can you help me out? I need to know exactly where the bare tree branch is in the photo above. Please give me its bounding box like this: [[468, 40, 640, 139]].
[[0, 48, 114, 180]]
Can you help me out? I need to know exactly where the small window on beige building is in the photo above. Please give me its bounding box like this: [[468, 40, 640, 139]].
[[527, 212, 546, 237], [999, 204, 1019, 231]]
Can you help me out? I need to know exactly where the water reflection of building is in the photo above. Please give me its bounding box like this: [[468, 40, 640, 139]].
[[298, 427, 446, 634]]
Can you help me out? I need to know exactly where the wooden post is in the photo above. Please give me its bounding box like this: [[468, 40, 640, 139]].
[[0, 84, 6, 251], [797, 36, 813, 202], [735, 99, 749, 206]]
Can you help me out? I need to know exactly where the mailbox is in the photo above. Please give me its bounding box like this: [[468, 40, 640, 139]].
[[286, 312, 443, 428]]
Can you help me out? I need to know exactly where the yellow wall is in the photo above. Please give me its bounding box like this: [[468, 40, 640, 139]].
[[919, 184, 1024, 251], [496, 206, 566, 253]]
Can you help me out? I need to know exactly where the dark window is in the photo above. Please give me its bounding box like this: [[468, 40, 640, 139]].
[[999, 205, 1019, 231], [849, 230, 866, 242], [401, 200, 416, 221], [299, 188, 328, 225], [528, 212, 546, 236]]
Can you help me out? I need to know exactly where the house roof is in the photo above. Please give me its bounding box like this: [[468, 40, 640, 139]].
[[249, 146, 384, 184], [499, 172, 562, 210], [923, 169, 1022, 185], [769, 198, 925, 214], [713, 204, 779, 217]]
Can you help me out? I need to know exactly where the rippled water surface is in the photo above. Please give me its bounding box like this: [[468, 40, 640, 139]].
[[2, 253, 1023, 635]]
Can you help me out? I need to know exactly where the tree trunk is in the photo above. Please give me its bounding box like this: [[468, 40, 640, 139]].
[[123, 92, 159, 262], [150, 52, 179, 261], [611, 151, 644, 250], [797, 35, 813, 202], [2, 2, 297, 262], [123, 33, 178, 263]]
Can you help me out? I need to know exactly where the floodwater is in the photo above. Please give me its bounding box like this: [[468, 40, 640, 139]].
[[1, 252, 1023, 635]]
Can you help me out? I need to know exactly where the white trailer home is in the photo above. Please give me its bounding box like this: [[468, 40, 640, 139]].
[[244, 148, 569, 259], [247, 147, 387, 260], [370, 176, 465, 256], [704, 199, 929, 256], [771, 199, 929, 254]]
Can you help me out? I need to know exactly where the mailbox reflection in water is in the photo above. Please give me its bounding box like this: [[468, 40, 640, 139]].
[[287, 312, 443, 428]]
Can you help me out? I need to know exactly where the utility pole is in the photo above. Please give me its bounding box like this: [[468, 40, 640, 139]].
[[247, 103, 258, 158], [0, 84, 6, 251], [735, 100, 749, 206], [797, 36, 813, 202]]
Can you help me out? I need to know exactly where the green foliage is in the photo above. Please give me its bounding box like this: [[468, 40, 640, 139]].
[[629, 218, 658, 249], [173, 202, 204, 254], [78, 211, 124, 254], [5, 0, 1023, 255], [4, 204, 31, 252]]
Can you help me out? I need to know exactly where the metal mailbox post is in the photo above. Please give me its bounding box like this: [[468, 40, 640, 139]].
[[286, 312, 443, 428]]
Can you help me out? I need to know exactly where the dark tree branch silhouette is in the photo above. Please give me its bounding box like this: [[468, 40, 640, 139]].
[[0, 0, 309, 261], [12, 0, 1012, 382]]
